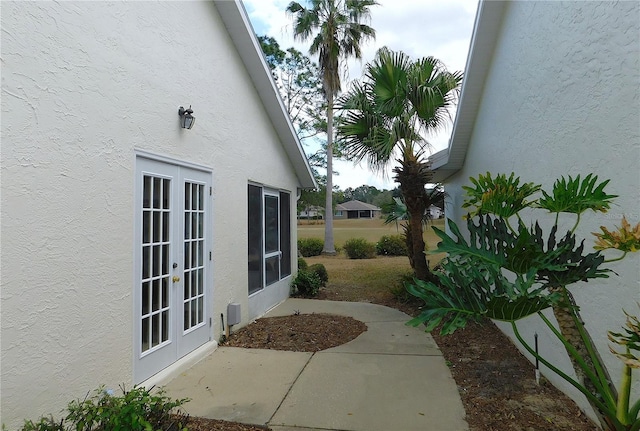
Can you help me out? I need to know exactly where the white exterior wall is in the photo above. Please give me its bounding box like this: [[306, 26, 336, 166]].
[[1, 2, 301, 427], [444, 1, 639, 419]]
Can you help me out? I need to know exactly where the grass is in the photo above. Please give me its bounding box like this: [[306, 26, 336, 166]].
[[298, 218, 447, 302], [304, 255, 412, 302]]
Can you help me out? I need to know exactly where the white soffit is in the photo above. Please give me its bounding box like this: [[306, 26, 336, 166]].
[[430, 0, 508, 183], [213, 0, 317, 189]]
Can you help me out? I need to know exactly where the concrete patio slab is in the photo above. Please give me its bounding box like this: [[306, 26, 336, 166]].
[[163, 300, 468, 430], [326, 320, 441, 356], [164, 347, 312, 425], [264, 298, 410, 323], [270, 351, 467, 431]]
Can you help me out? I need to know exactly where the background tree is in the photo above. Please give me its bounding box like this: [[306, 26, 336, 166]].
[[258, 36, 326, 148], [371, 189, 394, 209], [258, 35, 287, 70], [287, 0, 378, 255], [338, 47, 462, 281], [341, 184, 381, 203], [298, 172, 343, 220]]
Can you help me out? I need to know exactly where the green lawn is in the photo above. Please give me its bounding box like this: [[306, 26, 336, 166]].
[[297, 218, 446, 304], [298, 217, 446, 250]]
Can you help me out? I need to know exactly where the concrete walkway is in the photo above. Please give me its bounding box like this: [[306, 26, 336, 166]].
[[164, 299, 468, 431]]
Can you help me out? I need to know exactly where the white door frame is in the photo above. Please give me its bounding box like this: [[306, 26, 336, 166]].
[[133, 154, 213, 383]]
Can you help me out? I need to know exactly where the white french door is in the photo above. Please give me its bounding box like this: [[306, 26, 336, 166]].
[[134, 157, 212, 383]]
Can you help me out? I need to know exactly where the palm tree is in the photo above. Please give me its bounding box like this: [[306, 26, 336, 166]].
[[338, 47, 462, 281], [286, 0, 378, 255]]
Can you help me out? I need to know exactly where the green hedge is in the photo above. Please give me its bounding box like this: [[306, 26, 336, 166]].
[[343, 238, 376, 259], [376, 235, 408, 256], [298, 238, 324, 257]]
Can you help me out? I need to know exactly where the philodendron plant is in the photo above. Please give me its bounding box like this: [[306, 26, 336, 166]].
[[406, 172, 640, 431]]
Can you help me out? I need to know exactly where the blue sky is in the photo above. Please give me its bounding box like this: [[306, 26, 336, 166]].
[[243, 0, 478, 190]]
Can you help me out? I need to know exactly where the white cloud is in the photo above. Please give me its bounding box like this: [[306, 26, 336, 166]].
[[243, 0, 478, 190]]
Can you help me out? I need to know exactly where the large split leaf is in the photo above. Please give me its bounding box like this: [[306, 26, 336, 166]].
[[431, 218, 508, 268], [407, 259, 558, 335], [432, 217, 572, 275], [593, 217, 640, 253], [537, 174, 617, 214], [536, 228, 610, 287], [462, 172, 541, 218]]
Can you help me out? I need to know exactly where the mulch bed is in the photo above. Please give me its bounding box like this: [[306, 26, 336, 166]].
[[222, 313, 367, 352]]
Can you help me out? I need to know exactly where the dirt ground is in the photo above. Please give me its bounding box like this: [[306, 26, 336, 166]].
[[182, 278, 598, 431]]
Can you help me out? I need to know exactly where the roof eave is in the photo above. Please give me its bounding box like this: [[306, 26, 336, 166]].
[[428, 0, 508, 182], [213, 0, 317, 189]]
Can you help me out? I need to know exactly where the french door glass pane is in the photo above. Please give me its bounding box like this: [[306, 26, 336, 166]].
[[183, 181, 205, 332], [141, 174, 172, 354]]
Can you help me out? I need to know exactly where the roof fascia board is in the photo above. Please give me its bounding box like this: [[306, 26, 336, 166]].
[[429, 0, 508, 182], [213, 0, 317, 189]]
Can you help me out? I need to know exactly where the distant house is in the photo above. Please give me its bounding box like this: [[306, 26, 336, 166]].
[[427, 205, 443, 219], [1, 0, 315, 427], [429, 0, 638, 420], [298, 205, 324, 219], [334, 200, 381, 219]]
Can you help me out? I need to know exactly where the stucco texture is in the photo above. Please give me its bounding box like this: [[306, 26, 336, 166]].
[[1, 1, 302, 427], [445, 0, 639, 420]]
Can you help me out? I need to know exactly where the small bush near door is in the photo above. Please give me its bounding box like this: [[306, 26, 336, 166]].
[[298, 238, 324, 257], [308, 263, 329, 286], [291, 270, 322, 297], [298, 257, 308, 270], [343, 238, 376, 259], [14, 386, 189, 431]]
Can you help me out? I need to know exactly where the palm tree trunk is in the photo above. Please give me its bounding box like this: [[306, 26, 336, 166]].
[[323, 94, 336, 255], [551, 287, 618, 430], [407, 201, 430, 281], [394, 158, 436, 283]]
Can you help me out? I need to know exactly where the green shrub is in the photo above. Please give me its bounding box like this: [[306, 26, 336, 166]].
[[309, 263, 328, 286], [291, 270, 322, 297], [19, 417, 65, 431], [66, 386, 189, 431], [343, 238, 376, 259], [16, 386, 190, 431], [376, 235, 408, 256], [298, 257, 308, 270], [298, 238, 324, 257]]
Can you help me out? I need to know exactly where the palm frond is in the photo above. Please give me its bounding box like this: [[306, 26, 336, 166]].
[[337, 46, 462, 171], [288, 0, 377, 97]]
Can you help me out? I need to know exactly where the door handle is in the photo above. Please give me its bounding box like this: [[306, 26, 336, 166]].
[[172, 276, 181, 283]]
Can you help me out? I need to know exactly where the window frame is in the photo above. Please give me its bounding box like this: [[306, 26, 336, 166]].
[[248, 184, 291, 295]]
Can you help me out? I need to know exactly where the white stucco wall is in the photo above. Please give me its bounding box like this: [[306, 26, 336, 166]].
[[1, 1, 302, 427], [444, 1, 639, 420]]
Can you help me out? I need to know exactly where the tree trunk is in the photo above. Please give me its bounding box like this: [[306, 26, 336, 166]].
[[406, 198, 430, 281], [323, 94, 336, 255], [551, 287, 618, 430], [394, 158, 436, 283]]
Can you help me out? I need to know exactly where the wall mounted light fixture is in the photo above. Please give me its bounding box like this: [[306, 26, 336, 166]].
[[178, 105, 195, 129]]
